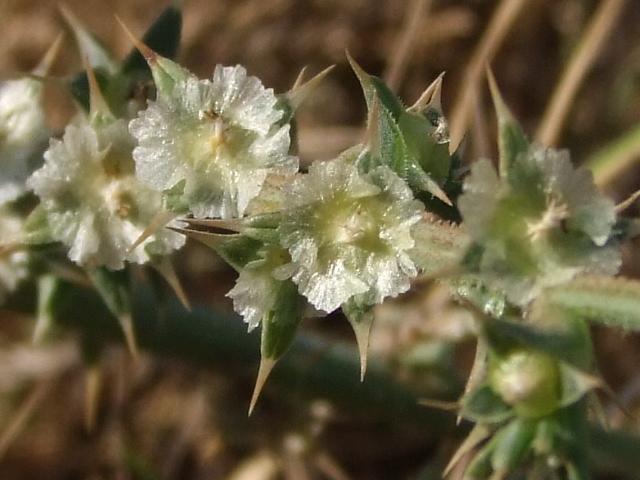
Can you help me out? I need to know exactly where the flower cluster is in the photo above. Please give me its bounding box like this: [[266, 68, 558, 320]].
[[458, 143, 620, 305]]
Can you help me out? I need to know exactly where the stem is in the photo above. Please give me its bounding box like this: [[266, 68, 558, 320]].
[[51, 282, 455, 432], [50, 282, 640, 477]]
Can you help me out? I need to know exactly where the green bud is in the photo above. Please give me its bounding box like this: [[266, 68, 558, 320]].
[[489, 348, 561, 418]]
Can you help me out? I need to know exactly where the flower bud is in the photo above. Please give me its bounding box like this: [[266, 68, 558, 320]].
[[489, 348, 561, 418]]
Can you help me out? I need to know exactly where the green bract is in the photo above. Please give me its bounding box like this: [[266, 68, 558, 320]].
[[130, 61, 298, 219], [27, 119, 185, 270], [277, 159, 424, 313], [459, 143, 620, 306]]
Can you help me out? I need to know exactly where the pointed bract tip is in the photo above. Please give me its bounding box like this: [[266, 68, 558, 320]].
[[83, 56, 112, 119], [248, 357, 277, 416], [118, 313, 140, 362], [34, 33, 64, 76], [287, 65, 335, 110], [348, 312, 374, 382], [291, 66, 308, 91], [346, 51, 366, 78], [115, 16, 158, 66], [128, 210, 178, 255], [408, 72, 445, 113], [152, 256, 192, 311], [486, 67, 512, 122]]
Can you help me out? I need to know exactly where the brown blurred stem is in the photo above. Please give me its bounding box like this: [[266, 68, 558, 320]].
[[50, 281, 640, 478]]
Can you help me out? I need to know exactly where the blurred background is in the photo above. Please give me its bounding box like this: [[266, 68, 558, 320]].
[[1, 1, 640, 479]]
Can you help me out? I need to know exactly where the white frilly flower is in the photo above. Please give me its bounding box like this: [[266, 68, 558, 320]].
[[459, 144, 620, 305], [277, 160, 424, 313], [0, 77, 50, 205], [227, 245, 290, 331], [130, 64, 298, 219], [27, 120, 185, 270]]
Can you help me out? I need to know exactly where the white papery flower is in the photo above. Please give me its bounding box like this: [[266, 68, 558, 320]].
[[130, 64, 297, 219], [0, 77, 50, 205], [27, 119, 185, 270], [277, 160, 424, 313], [459, 144, 620, 306], [227, 245, 291, 331]]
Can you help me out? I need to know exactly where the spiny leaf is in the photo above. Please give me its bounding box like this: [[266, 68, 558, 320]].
[[33, 274, 60, 343], [128, 210, 179, 255], [490, 418, 536, 478], [59, 5, 119, 74], [342, 299, 375, 380], [459, 383, 513, 424], [249, 357, 277, 416], [250, 280, 303, 414], [149, 256, 190, 310], [172, 227, 263, 272], [121, 3, 182, 76], [347, 53, 404, 120], [408, 72, 445, 113], [486, 314, 592, 370], [281, 65, 335, 116], [117, 16, 190, 97], [61, 5, 119, 112], [444, 424, 493, 477], [487, 70, 529, 179], [87, 267, 138, 360]]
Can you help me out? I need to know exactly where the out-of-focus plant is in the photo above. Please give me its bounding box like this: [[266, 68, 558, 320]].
[[2, 4, 640, 479]]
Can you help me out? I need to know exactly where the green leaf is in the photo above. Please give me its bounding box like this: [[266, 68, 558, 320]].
[[21, 204, 54, 245], [558, 364, 599, 409], [542, 275, 640, 332], [487, 314, 593, 370], [348, 54, 404, 120], [177, 228, 263, 271], [88, 267, 131, 317], [60, 5, 119, 74], [398, 111, 451, 184], [260, 281, 303, 360], [121, 3, 182, 77], [87, 266, 138, 359], [487, 71, 529, 180], [490, 418, 536, 478], [444, 424, 493, 477], [459, 383, 514, 424], [250, 280, 303, 414], [33, 274, 62, 342]]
